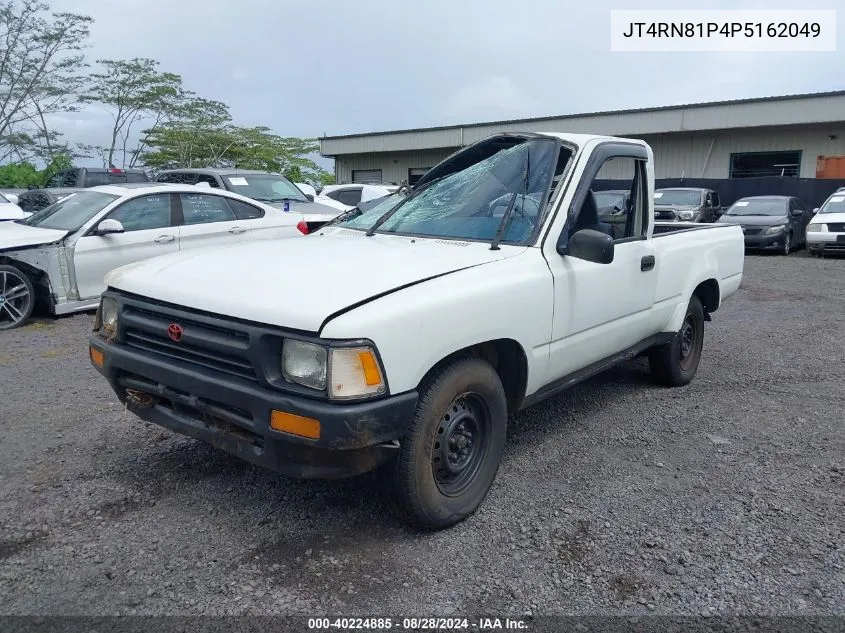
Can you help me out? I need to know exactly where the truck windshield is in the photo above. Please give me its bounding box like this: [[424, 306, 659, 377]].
[[19, 191, 119, 231], [819, 194, 845, 214], [222, 174, 308, 203], [335, 138, 559, 244], [655, 190, 702, 206]]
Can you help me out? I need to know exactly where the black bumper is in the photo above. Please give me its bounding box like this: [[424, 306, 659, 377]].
[[743, 232, 787, 249], [90, 336, 418, 479]]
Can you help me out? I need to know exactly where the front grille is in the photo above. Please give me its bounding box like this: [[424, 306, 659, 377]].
[[122, 305, 257, 381], [826, 222, 845, 233], [742, 227, 762, 235]]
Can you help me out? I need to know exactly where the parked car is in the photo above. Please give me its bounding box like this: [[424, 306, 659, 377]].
[[594, 189, 632, 239], [0, 183, 331, 330], [0, 192, 27, 222], [653, 187, 722, 223], [717, 195, 812, 255], [807, 189, 845, 256], [0, 189, 25, 205], [153, 169, 340, 231], [295, 182, 318, 199], [315, 184, 398, 212], [88, 132, 744, 529], [15, 168, 151, 215]]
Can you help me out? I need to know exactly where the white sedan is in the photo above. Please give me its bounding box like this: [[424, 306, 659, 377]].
[[0, 192, 28, 221], [807, 189, 845, 257], [0, 182, 334, 330]]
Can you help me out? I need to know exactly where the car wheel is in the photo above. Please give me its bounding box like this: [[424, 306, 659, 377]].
[[648, 295, 705, 387], [781, 233, 791, 256], [0, 264, 35, 330], [394, 357, 507, 530]]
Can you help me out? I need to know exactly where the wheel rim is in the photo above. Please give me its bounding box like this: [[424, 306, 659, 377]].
[[0, 270, 31, 328], [679, 314, 699, 371], [431, 393, 491, 497]]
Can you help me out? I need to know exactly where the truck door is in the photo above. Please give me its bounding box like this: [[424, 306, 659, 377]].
[[542, 142, 659, 381]]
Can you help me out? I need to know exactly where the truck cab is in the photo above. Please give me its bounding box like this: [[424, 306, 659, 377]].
[[89, 132, 744, 529]]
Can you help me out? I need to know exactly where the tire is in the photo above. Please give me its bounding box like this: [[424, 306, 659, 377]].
[[648, 295, 705, 387], [394, 357, 508, 530], [0, 264, 35, 330], [781, 233, 791, 256]]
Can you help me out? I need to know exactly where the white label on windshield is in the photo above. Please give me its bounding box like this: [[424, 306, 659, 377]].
[[654, 192, 663, 199], [734, 201, 749, 206], [830, 196, 845, 202], [228, 177, 249, 186]]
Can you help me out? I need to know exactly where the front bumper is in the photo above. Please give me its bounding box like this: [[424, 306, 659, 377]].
[[89, 336, 418, 479], [807, 232, 845, 253], [742, 230, 788, 250]]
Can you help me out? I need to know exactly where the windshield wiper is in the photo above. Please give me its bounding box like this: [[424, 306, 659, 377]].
[[490, 150, 531, 251], [364, 175, 447, 237]]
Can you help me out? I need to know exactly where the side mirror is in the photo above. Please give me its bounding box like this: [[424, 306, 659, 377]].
[[95, 219, 125, 235], [812, 207, 819, 214], [563, 229, 615, 264], [305, 194, 315, 202], [791, 208, 803, 216]]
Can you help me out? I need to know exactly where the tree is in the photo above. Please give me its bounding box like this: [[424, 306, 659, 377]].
[[0, 0, 92, 163], [0, 150, 71, 187], [81, 57, 184, 168]]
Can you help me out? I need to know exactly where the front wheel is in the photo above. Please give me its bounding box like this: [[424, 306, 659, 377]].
[[394, 357, 508, 529], [781, 233, 792, 256], [0, 265, 35, 330], [649, 295, 705, 387]]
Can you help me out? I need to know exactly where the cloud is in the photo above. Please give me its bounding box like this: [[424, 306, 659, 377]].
[[440, 77, 547, 124]]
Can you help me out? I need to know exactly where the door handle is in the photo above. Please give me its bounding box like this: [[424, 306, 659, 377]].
[[154, 235, 175, 243], [228, 226, 247, 234], [641, 255, 656, 271]]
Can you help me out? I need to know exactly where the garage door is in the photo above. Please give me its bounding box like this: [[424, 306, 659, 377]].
[[352, 169, 382, 184]]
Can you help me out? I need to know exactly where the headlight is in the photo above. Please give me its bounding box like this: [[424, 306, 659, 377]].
[[677, 210, 694, 220], [282, 339, 327, 390], [100, 296, 118, 336], [329, 346, 386, 399], [807, 224, 825, 233], [764, 225, 786, 235]]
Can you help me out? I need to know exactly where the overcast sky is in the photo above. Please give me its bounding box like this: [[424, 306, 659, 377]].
[[50, 0, 844, 166]]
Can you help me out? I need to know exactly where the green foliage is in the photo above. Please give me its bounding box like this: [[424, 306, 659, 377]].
[[0, 151, 71, 187], [81, 57, 185, 168]]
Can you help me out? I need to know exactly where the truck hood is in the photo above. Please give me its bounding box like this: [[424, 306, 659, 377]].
[[0, 222, 69, 251], [106, 228, 526, 332]]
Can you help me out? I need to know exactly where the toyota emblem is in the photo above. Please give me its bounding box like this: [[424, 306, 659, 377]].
[[167, 323, 184, 342]]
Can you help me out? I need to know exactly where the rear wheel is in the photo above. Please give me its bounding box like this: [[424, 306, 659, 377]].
[[394, 357, 507, 529], [649, 295, 705, 387], [0, 265, 35, 330]]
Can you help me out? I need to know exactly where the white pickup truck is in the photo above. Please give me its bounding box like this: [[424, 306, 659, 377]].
[[89, 132, 744, 529]]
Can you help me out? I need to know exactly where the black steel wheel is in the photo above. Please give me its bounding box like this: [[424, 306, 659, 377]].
[[649, 295, 705, 387], [394, 357, 507, 530]]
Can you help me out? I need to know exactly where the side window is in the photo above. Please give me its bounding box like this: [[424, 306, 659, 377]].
[[196, 174, 221, 188], [574, 156, 645, 242], [227, 198, 264, 220], [85, 172, 121, 186], [179, 193, 236, 225], [45, 170, 70, 188], [156, 172, 196, 185], [327, 188, 362, 206], [711, 192, 721, 207], [106, 194, 172, 232]]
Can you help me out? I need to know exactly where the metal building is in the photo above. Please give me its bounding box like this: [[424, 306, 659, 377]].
[[320, 91, 845, 185]]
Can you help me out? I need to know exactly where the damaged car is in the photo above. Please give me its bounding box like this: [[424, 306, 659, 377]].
[[0, 182, 335, 330]]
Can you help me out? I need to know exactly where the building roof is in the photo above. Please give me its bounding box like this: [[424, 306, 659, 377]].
[[321, 90, 845, 157]]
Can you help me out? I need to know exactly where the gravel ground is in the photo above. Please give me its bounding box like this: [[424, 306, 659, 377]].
[[0, 251, 843, 617]]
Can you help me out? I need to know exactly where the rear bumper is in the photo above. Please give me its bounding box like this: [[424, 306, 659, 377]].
[[90, 336, 418, 479]]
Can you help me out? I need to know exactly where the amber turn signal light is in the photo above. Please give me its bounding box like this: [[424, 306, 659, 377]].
[[270, 410, 320, 439], [89, 346, 104, 368]]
